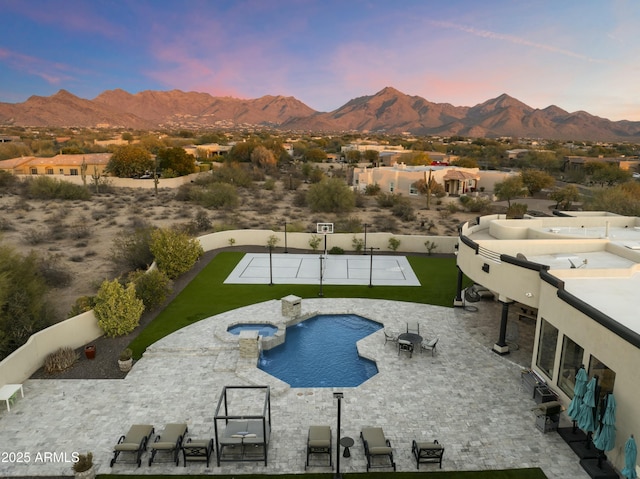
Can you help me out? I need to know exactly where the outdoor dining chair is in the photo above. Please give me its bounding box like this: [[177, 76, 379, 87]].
[[398, 339, 414, 358]]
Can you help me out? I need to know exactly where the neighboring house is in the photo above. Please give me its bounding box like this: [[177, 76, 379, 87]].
[[183, 143, 232, 160], [352, 164, 481, 196], [563, 155, 640, 172], [457, 212, 640, 475], [0, 153, 111, 176]]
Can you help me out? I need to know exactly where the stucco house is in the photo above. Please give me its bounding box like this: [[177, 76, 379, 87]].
[[456, 211, 640, 476], [0, 153, 111, 177]]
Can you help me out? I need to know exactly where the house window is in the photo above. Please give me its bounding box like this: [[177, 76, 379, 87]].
[[59, 169, 64, 175], [30, 168, 37, 175], [588, 355, 615, 402], [558, 336, 584, 397], [536, 318, 558, 379], [46, 168, 54, 175], [389, 182, 394, 192], [70, 168, 79, 176], [409, 185, 418, 195]]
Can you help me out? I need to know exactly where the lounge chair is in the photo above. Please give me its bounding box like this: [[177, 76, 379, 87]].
[[305, 425, 332, 469], [110, 424, 155, 467], [148, 423, 188, 466], [182, 438, 214, 467], [412, 439, 444, 469], [421, 337, 439, 356], [398, 339, 414, 358], [360, 427, 396, 471]]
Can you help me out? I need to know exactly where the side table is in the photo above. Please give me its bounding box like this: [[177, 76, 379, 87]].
[[340, 436, 354, 458]]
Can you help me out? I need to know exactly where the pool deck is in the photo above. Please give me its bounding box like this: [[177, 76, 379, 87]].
[[0, 298, 589, 478]]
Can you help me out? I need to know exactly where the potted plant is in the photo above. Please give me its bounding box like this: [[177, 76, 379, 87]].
[[84, 345, 96, 360], [118, 348, 133, 372], [73, 452, 95, 479]]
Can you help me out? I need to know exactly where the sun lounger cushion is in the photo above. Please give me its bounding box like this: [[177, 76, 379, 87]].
[[114, 424, 154, 451], [308, 425, 331, 447], [152, 423, 188, 450]]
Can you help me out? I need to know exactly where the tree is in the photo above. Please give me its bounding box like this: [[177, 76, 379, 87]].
[[584, 182, 640, 216], [106, 144, 153, 178], [452, 157, 479, 168], [250, 145, 277, 170], [494, 175, 526, 207], [150, 228, 204, 279], [0, 247, 56, 359], [110, 223, 156, 273], [403, 151, 432, 166], [94, 279, 144, 337], [345, 149, 361, 165], [521, 169, 555, 195], [363, 149, 380, 166], [157, 147, 197, 176], [128, 269, 172, 311], [306, 178, 355, 213], [550, 185, 581, 210], [303, 147, 327, 163]]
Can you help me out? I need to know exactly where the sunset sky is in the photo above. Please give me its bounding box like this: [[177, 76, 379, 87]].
[[1, 0, 639, 121]]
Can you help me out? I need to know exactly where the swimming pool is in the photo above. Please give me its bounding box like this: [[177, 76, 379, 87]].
[[258, 314, 382, 388], [227, 323, 279, 337]]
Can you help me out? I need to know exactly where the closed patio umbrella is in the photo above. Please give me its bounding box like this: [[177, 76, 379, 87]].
[[577, 377, 597, 434], [568, 366, 588, 420], [593, 393, 616, 452], [621, 435, 638, 479]]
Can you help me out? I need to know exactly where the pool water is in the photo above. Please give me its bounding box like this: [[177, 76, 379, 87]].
[[258, 314, 382, 387], [227, 323, 279, 337]]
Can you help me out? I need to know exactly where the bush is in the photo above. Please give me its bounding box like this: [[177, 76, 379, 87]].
[[376, 192, 402, 207], [306, 178, 355, 213], [38, 253, 73, 288], [67, 296, 96, 318], [128, 269, 173, 311], [150, 228, 204, 279], [94, 279, 144, 337], [187, 183, 239, 209], [388, 237, 401, 251], [72, 452, 93, 473], [26, 176, 91, 200], [110, 224, 155, 273], [364, 183, 381, 195], [392, 200, 416, 221], [507, 203, 528, 219], [44, 347, 78, 373], [335, 216, 363, 233], [328, 246, 344, 255], [352, 236, 364, 252]]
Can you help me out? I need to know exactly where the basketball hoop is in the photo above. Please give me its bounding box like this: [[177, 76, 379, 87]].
[[317, 223, 334, 234]]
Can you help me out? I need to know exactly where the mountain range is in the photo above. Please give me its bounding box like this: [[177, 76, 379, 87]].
[[1, 86, 639, 141]]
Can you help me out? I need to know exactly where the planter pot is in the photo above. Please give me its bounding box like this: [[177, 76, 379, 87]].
[[118, 358, 133, 372], [74, 465, 95, 479], [84, 345, 96, 360]]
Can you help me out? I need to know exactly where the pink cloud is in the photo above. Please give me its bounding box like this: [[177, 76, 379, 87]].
[[0, 47, 81, 85]]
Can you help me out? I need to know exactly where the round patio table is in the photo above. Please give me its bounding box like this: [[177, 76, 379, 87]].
[[340, 437, 355, 457], [398, 332, 423, 350]]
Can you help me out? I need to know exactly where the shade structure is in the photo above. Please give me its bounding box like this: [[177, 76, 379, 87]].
[[576, 377, 597, 433], [593, 393, 616, 452], [621, 435, 638, 479], [568, 367, 588, 420]]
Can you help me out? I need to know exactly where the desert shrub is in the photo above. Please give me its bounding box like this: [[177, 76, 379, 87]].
[[284, 221, 306, 233], [67, 296, 96, 318], [48, 222, 67, 241], [25, 176, 91, 200], [44, 347, 78, 373], [293, 190, 307, 207], [207, 163, 253, 187], [328, 246, 344, 255], [446, 202, 459, 213], [376, 215, 399, 233], [364, 183, 381, 195], [376, 192, 402, 207], [465, 197, 492, 213], [424, 240, 438, 255], [392, 200, 416, 221], [128, 269, 173, 311], [0, 217, 14, 231], [388, 237, 401, 251], [352, 236, 364, 252], [110, 223, 155, 273], [150, 228, 204, 279], [0, 170, 18, 188], [507, 203, 528, 219], [306, 178, 355, 213], [70, 222, 92, 239], [94, 279, 144, 337], [24, 228, 47, 245], [38, 253, 73, 288], [335, 216, 363, 233], [188, 183, 239, 209], [309, 234, 322, 251]]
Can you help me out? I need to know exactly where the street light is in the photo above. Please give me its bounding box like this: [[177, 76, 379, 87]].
[[368, 247, 380, 288], [363, 223, 370, 254], [333, 392, 344, 479], [284, 221, 288, 253]]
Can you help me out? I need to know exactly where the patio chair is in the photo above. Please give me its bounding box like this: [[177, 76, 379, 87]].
[[421, 337, 439, 356], [148, 423, 188, 466], [110, 424, 155, 467], [412, 439, 444, 469], [383, 329, 398, 345], [406, 320, 420, 335], [398, 339, 414, 358], [182, 438, 214, 467], [305, 425, 332, 469], [360, 427, 396, 471]]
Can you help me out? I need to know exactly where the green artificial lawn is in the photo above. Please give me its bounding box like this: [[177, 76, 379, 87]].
[[128, 252, 469, 358], [98, 468, 547, 478]]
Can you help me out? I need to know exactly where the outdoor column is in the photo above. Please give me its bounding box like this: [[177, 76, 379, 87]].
[[493, 298, 511, 355], [453, 266, 464, 307]]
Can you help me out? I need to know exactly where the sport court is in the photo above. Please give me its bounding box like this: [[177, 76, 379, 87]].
[[224, 253, 421, 286]]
